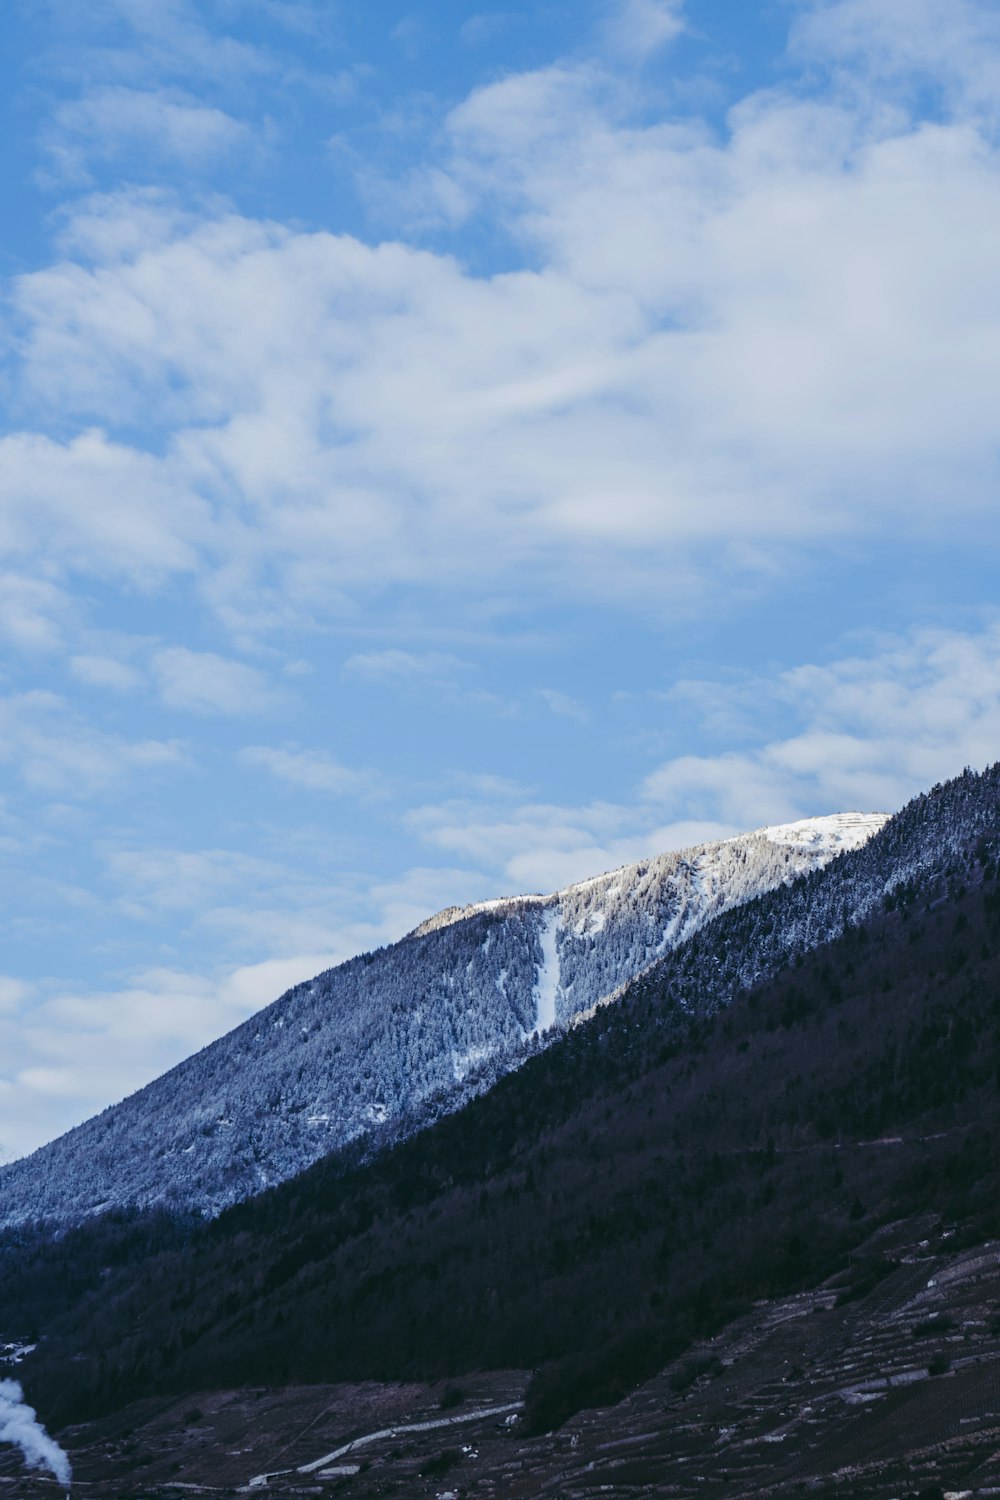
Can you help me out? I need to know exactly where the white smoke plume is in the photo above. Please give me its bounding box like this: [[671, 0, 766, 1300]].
[[0, 1379, 72, 1487]]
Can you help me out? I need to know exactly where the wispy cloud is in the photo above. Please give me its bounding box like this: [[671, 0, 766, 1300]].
[[407, 795, 658, 894], [239, 744, 385, 797], [0, 576, 70, 654], [152, 648, 284, 715], [42, 0, 276, 89], [105, 844, 283, 916], [643, 624, 1000, 827], [0, 692, 185, 797], [537, 688, 589, 723], [459, 13, 515, 49], [603, 0, 685, 62], [390, 16, 428, 57], [342, 650, 519, 717], [409, 624, 1000, 891], [68, 653, 143, 693], [46, 87, 256, 184], [342, 649, 468, 686]]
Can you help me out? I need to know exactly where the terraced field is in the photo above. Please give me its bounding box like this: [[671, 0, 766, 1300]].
[[4, 1216, 1000, 1498]]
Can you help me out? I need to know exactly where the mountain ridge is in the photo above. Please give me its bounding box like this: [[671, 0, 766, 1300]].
[[407, 811, 884, 940]]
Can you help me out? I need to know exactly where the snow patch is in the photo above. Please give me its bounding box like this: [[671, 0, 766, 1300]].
[[575, 905, 607, 937], [533, 908, 562, 1033], [759, 812, 888, 851]]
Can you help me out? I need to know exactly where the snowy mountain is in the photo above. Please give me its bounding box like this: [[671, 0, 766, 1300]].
[[0, 814, 885, 1227], [619, 767, 1000, 1030]]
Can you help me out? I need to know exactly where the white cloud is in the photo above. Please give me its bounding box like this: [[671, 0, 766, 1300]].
[[459, 13, 515, 48], [0, 958, 307, 1158], [538, 688, 589, 723], [152, 647, 284, 714], [47, 87, 255, 182], [343, 649, 468, 685], [199, 860, 505, 959], [99, 838, 391, 963], [365, 864, 500, 936], [6, 37, 1000, 631], [0, 979, 30, 1017], [644, 625, 1000, 825], [239, 744, 384, 796], [341, 650, 517, 717], [390, 16, 427, 55], [792, 0, 1000, 125], [604, 0, 685, 62], [235, 1, 337, 39], [0, 429, 205, 581], [410, 623, 1000, 891], [407, 795, 671, 894], [0, 575, 69, 654], [43, 0, 274, 89], [69, 653, 143, 692], [105, 845, 282, 916], [0, 691, 185, 797]]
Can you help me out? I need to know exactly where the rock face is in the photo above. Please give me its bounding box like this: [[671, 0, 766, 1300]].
[[0, 814, 885, 1226]]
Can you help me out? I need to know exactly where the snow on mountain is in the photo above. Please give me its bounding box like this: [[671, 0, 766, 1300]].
[[620, 766, 1000, 1032], [0, 814, 886, 1227], [759, 812, 885, 851]]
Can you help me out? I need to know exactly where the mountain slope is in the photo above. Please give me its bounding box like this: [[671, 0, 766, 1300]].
[[0, 814, 883, 1226], [12, 762, 1000, 1430]]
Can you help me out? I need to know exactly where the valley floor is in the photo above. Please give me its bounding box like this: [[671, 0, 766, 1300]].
[[5, 1216, 1000, 1499]]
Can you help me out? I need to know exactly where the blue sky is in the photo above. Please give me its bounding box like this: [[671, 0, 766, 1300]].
[[2, 0, 1000, 1158]]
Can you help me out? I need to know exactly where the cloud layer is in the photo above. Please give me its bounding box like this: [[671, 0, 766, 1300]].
[[8, 7, 1000, 629]]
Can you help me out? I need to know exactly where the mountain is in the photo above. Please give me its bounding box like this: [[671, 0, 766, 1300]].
[[0, 813, 884, 1227], [8, 762, 1000, 1436]]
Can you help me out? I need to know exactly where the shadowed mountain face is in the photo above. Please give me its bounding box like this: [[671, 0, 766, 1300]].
[[7, 763, 1000, 1437], [0, 814, 883, 1226], [12, 1227, 1000, 1500]]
